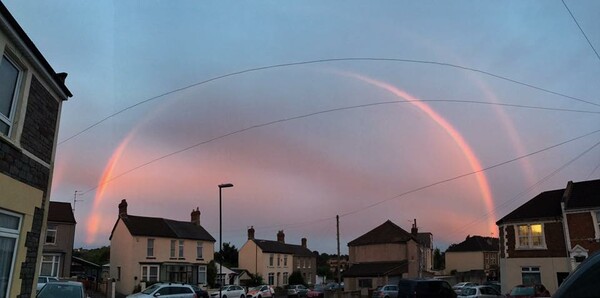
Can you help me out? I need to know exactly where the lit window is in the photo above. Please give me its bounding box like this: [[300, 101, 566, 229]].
[[45, 225, 57, 244], [516, 224, 545, 249], [0, 55, 22, 136], [147, 239, 154, 257], [141, 265, 159, 281]]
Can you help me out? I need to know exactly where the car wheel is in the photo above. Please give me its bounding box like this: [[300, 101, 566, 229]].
[[241, 295, 245, 298], [223, 295, 227, 298]]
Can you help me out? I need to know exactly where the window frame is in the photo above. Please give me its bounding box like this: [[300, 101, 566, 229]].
[[170, 240, 176, 259], [40, 254, 61, 277], [521, 266, 541, 285], [198, 265, 207, 284], [45, 224, 57, 245], [196, 241, 203, 260], [141, 264, 160, 282], [0, 209, 22, 298], [515, 223, 546, 249], [0, 54, 23, 138], [147, 238, 155, 258], [178, 240, 184, 259]]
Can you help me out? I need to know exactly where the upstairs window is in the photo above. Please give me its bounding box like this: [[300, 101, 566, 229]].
[[45, 225, 57, 245], [269, 254, 274, 266], [170, 240, 176, 258], [178, 240, 184, 258], [516, 223, 545, 249], [147, 239, 154, 257], [196, 241, 203, 259], [0, 55, 21, 137]]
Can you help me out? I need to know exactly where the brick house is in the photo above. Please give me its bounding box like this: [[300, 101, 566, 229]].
[[238, 227, 317, 286], [444, 235, 499, 283], [342, 220, 432, 291], [109, 200, 216, 295], [496, 179, 600, 294], [41, 201, 76, 278], [0, 2, 72, 297]]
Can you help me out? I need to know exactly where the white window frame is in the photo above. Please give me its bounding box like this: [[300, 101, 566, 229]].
[[284, 255, 288, 267], [0, 209, 22, 298], [269, 254, 274, 267], [147, 239, 154, 257], [268, 272, 274, 285], [178, 240, 184, 258], [40, 254, 61, 277], [170, 240, 176, 258], [515, 223, 546, 249], [198, 265, 207, 284], [592, 210, 600, 240], [283, 272, 288, 285], [45, 224, 57, 245], [141, 265, 160, 282], [197, 241, 203, 260], [521, 266, 541, 285], [0, 54, 23, 138]]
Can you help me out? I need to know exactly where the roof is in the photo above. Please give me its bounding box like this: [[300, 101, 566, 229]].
[[253, 239, 314, 257], [564, 179, 600, 210], [0, 2, 72, 98], [348, 220, 415, 246], [446, 236, 499, 252], [48, 201, 76, 224], [496, 189, 563, 225], [112, 215, 215, 242], [342, 261, 407, 277]]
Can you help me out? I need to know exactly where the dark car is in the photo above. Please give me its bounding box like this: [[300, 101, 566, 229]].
[[507, 284, 550, 297], [307, 284, 326, 298], [36, 281, 87, 298], [398, 279, 457, 298], [553, 250, 600, 298], [192, 285, 210, 298]]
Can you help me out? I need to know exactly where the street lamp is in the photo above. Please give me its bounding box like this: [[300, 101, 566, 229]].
[[219, 183, 233, 298]]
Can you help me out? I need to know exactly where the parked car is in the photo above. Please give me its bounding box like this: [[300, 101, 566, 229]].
[[458, 285, 503, 298], [211, 285, 246, 298], [287, 284, 309, 297], [506, 284, 549, 297], [453, 282, 478, 295], [398, 279, 457, 298], [372, 284, 399, 298], [192, 285, 210, 298], [553, 250, 600, 297], [247, 285, 274, 298], [482, 282, 501, 293], [126, 283, 197, 298], [325, 283, 342, 291], [306, 284, 325, 298], [36, 276, 59, 291], [36, 281, 87, 298]]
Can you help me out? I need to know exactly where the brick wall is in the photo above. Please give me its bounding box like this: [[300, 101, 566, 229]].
[[567, 212, 600, 253]]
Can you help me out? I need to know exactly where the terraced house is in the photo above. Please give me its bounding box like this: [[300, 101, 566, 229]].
[[0, 3, 72, 297], [110, 200, 215, 295]]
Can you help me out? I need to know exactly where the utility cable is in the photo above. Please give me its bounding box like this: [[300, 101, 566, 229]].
[[78, 100, 600, 195], [562, 0, 600, 63], [58, 57, 600, 145]]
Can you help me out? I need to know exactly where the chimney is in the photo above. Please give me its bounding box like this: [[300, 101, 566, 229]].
[[301, 238, 307, 248], [191, 207, 201, 225], [411, 219, 418, 236], [277, 230, 285, 243], [55, 72, 68, 84], [248, 226, 255, 240], [118, 199, 128, 218], [562, 181, 574, 206]]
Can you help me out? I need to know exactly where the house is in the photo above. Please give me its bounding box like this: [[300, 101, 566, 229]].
[[444, 235, 499, 283], [496, 179, 600, 294], [41, 201, 76, 279], [109, 200, 216, 295], [215, 262, 240, 286], [342, 220, 433, 291], [238, 227, 317, 286], [0, 2, 72, 297]]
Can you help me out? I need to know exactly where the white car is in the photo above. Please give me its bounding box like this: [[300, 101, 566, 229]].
[[126, 283, 196, 298], [246, 285, 273, 298], [453, 282, 477, 294], [458, 285, 504, 298], [36, 276, 59, 291], [211, 285, 246, 298]]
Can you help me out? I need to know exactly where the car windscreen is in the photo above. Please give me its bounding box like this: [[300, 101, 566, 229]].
[[142, 284, 161, 294], [37, 284, 82, 298], [510, 287, 534, 295], [461, 288, 476, 296]]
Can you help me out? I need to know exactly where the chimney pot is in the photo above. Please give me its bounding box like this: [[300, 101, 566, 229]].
[[191, 207, 201, 225], [118, 199, 128, 218], [411, 219, 418, 236], [277, 230, 285, 243], [301, 238, 307, 248], [248, 226, 255, 240]]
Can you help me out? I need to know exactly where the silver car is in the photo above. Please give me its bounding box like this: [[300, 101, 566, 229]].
[[36, 281, 87, 298], [372, 285, 398, 298], [211, 285, 246, 298], [126, 283, 196, 298]]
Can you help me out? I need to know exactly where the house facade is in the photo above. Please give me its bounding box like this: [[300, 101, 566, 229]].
[[41, 201, 76, 279], [238, 227, 317, 286], [444, 235, 499, 283], [342, 220, 432, 291], [0, 3, 72, 297], [110, 200, 215, 295], [496, 179, 600, 294]]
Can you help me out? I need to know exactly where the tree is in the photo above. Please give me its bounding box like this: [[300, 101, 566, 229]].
[[433, 247, 445, 270], [214, 242, 239, 268], [207, 260, 218, 288], [247, 273, 264, 287], [73, 246, 110, 265], [288, 271, 305, 286]]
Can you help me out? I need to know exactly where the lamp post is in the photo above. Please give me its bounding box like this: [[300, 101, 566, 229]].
[[218, 183, 233, 298]]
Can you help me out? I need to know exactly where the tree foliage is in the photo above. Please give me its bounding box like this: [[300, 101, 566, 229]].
[[247, 273, 264, 287], [214, 242, 239, 268], [433, 247, 445, 270], [288, 271, 305, 286], [208, 260, 218, 288], [72, 246, 110, 265]]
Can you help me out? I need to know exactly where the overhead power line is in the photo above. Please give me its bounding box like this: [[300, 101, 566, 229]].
[[78, 100, 599, 195], [58, 57, 600, 145], [562, 0, 600, 63]]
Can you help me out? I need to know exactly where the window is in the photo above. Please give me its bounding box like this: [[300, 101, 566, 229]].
[[0, 55, 22, 137], [141, 265, 159, 281], [45, 224, 57, 245], [198, 265, 207, 284], [277, 254, 281, 267], [516, 224, 545, 249], [117, 266, 121, 281], [40, 255, 60, 277], [283, 272, 288, 284], [284, 255, 288, 267], [170, 240, 176, 258], [179, 240, 184, 258], [521, 267, 541, 285], [197, 241, 203, 259], [0, 209, 21, 298], [277, 272, 280, 285], [595, 210, 600, 238], [269, 254, 274, 266], [147, 239, 154, 257], [268, 272, 274, 285], [358, 279, 372, 288]]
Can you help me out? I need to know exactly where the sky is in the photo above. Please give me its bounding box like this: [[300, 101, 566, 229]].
[[4, 1, 600, 254]]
